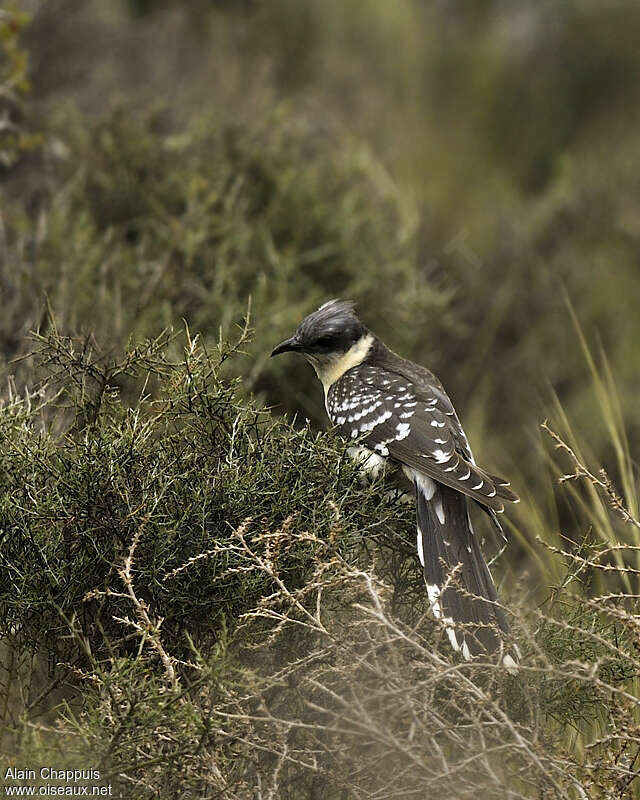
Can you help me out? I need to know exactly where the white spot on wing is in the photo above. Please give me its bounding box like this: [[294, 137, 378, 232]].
[[360, 409, 392, 432], [432, 448, 450, 464]]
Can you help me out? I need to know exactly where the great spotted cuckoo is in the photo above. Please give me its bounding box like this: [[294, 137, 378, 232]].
[[271, 299, 519, 665]]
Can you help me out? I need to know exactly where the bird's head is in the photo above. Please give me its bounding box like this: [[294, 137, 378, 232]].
[[270, 299, 368, 365]]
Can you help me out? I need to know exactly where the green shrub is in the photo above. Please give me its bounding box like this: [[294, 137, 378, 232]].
[[1, 326, 639, 799], [0, 323, 418, 666]]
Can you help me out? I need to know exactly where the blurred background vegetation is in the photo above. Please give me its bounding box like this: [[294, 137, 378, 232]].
[[4, 0, 640, 465], [2, 0, 640, 796]]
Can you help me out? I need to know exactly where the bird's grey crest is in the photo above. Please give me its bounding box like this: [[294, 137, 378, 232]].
[[297, 299, 362, 340], [271, 299, 367, 357]]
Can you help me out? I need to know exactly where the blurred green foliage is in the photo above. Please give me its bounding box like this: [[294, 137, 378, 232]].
[[0, 6, 43, 168], [3, 106, 451, 429], [3, 0, 640, 487]]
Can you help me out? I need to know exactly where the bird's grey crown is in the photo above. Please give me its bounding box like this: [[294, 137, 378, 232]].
[[295, 298, 367, 353]]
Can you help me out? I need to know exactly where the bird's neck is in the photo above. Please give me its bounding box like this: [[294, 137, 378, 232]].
[[309, 332, 375, 394]]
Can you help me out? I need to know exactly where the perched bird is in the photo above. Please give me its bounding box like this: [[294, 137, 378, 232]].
[[271, 299, 519, 664]]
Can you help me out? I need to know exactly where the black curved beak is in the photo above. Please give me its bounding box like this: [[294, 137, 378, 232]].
[[270, 336, 303, 357]]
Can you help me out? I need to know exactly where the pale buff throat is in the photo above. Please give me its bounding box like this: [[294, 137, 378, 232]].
[[307, 333, 375, 394]]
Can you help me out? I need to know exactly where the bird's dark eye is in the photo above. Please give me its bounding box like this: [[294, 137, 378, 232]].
[[314, 335, 335, 347]]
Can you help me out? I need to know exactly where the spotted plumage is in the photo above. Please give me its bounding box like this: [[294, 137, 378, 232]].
[[272, 299, 519, 665], [327, 364, 516, 513]]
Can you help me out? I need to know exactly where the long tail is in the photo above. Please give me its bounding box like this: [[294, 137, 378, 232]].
[[414, 475, 513, 661]]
